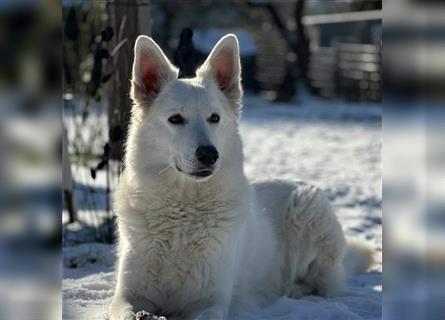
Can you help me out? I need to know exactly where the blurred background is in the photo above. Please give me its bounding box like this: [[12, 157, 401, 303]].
[[384, 1, 445, 320], [0, 0, 444, 319]]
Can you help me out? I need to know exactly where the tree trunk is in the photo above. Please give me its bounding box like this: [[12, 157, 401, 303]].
[[107, 1, 150, 162], [295, 0, 310, 82], [63, 126, 76, 223]]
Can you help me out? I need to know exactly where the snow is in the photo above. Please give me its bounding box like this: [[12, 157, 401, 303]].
[[63, 95, 381, 319]]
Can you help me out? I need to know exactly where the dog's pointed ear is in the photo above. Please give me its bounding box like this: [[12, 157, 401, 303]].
[[197, 34, 242, 110], [131, 36, 178, 107]]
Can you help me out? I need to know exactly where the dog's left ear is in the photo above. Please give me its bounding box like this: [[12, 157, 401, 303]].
[[197, 34, 242, 110], [131, 35, 178, 108]]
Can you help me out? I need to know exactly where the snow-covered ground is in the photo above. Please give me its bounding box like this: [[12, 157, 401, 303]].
[[63, 96, 382, 320]]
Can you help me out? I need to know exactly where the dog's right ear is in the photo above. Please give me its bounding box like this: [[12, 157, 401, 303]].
[[131, 36, 178, 107], [196, 34, 242, 112]]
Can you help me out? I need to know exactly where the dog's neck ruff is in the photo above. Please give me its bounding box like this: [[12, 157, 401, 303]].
[[123, 164, 250, 221]]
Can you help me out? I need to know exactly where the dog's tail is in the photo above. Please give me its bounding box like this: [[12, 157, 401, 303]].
[[343, 240, 374, 276]]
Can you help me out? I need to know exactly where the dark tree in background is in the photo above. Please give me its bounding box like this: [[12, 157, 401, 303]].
[[107, 1, 148, 162], [256, 0, 310, 101], [174, 28, 201, 78], [351, 0, 382, 11], [295, 0, 310, 83], [107, 2, 137, 162]]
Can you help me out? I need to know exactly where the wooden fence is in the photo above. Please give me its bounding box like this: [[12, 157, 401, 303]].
[[308, 43, 381, 102]]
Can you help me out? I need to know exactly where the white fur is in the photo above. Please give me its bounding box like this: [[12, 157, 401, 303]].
[[110, 34, 373, 320]]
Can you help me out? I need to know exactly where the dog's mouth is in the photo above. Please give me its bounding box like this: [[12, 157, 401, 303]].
[[191, 169, 214, 178], [175, 164, 215, 180]]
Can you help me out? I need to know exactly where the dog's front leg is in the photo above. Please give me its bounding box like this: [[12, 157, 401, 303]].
[[193, 226, 244, 320]]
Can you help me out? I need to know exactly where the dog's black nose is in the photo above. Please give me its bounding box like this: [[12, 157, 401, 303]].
[[196, 145, 219, 166]]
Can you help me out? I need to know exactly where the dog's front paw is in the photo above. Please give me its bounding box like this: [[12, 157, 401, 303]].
[[135, 310, 167, 320]]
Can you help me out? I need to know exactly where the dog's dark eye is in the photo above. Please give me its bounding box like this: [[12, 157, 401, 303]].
[[168, 114, 185, 125], [208, 113, 220, 124]]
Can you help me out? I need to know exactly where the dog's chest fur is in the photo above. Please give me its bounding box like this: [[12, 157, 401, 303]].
[[120, 185, 246, 311]]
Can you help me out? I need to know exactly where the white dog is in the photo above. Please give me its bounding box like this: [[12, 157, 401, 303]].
[[110, 34, 373, 320]]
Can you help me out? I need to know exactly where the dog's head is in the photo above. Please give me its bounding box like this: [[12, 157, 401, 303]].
[[127, 34, 243, 182]]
